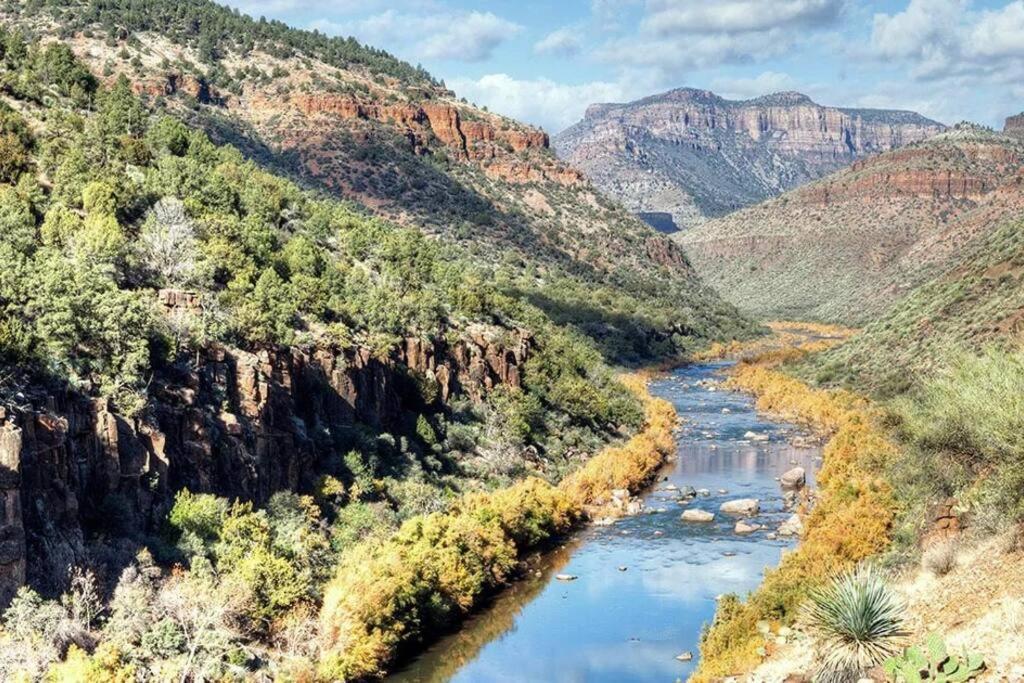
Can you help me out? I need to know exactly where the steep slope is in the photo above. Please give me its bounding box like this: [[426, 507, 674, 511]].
[[794, 218, 1024, 395], [2, 1, 756, 365], [554, 88, 944, 232], [676, 123, 1024, 324]]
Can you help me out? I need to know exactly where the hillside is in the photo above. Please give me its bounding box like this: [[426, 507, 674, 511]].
[[794, 217, 1024, 395], [554, 88, 944, 232], [676, 123, 1024, 324], [0, 0, 755, 366]]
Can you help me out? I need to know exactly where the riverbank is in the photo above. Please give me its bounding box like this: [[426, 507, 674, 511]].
[[692, 327, 900, 681], [317, 374, 678, 680], [388, 359, 825, 682]]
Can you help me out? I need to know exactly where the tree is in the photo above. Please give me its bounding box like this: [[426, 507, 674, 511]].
[[234, 268, 297, 345], [0, 185, 35, 255], [138, 197, 199, 287]]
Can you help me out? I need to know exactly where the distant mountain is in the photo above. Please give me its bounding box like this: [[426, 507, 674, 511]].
[[675, 123, 1024, 325], [553, 88, 945, 232]]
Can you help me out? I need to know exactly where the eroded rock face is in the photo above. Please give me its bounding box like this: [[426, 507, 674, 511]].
[[1005, 112, 1024, 137], [0, 327, 531, 603], [677, 124, 1024, 324], [554, 88, 945, 230]]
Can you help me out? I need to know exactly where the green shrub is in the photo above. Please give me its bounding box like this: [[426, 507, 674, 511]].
[[893, 347, 1024, 526], [805, 565, 908, 682], [884, 633, 985, 682]]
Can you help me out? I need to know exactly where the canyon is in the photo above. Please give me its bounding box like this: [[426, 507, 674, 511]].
[[0, 289, 532, 605], [554, 88, 945, 231]]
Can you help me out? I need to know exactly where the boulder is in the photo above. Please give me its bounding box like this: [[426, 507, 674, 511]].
[[681, 509, 715, 523], [779, 513, 803, 537], [625, 500, 644, 516], [780, 466, 806, 490], [675, 651, 694, 662], [678, 485, 697, 499], [720, 498, 760, 515], [555, 573, 578, 581], [735, 521, 761, 534]]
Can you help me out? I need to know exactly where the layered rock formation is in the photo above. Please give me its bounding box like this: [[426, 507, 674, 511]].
[[677, 123, 1024, 324], [1005, 112, 1024, 137], [554, 88, 945, 231], [0, 306, 532, 601]]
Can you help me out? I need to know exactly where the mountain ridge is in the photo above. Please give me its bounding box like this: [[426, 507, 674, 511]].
[[675, 122, 1024, 325], [554, 86, 945, 232]]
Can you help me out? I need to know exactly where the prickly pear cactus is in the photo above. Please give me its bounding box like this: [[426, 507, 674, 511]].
[[883, 634, 985, 683]]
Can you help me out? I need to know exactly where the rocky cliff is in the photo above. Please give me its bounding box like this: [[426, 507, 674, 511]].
[[676, 123, 1024, 324], [1005, 112, 1024, 137], [554, 88, 945, 231], [0, 294, 531, 603]]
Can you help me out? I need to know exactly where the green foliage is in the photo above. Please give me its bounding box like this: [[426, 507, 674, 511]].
[[884, 634, 985, 683], [805, 565, 908, 682], [42, 0, 436, 86], [0, 102, 33, 182], [891, 347, 1024, 528]]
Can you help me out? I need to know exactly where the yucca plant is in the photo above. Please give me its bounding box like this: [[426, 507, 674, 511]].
[[805, 564, 908, 683]]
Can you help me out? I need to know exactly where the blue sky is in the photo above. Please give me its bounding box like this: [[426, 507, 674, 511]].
[[222, 0, 1024, 133]]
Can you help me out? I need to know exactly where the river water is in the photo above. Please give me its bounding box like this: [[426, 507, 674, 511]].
[[390, 361, 821, 683]]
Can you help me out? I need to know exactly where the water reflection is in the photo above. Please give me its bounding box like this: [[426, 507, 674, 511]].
[[389, 362, 821, 683]]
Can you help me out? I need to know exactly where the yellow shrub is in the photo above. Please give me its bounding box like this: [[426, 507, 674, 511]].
[[318, 374, 677, 680]]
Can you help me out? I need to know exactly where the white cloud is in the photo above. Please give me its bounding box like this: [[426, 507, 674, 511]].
[[447, 73, 639, 132], [534, 27, 582, 56], [312, 9, 521, 63], [419, 11, 522, 62], [596, 0, 844, 76], [871, 0, 1024, 80], [643, 0, 845, 35]]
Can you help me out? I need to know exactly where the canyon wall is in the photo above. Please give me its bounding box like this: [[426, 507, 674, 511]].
[[0, 303, 530, 603], [554, 88, 945, 230]]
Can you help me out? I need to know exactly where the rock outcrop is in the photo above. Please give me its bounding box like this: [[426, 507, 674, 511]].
[[554, 88, 945, 231], [0, 326, 531, 602], [1005, 112, 1024, 137]]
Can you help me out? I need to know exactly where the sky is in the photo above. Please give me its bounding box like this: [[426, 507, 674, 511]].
[[220, 0, 1024, 133]]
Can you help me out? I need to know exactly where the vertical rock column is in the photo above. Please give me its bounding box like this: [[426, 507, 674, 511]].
[[0, 417, 25, 606]]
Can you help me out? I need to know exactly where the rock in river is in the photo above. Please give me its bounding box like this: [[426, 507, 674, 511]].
[[780, 467, 806, 490], [556, 574, 578, 581], [720, 498, 760, 516], [779, 513, 804, 537], [734, 521, 761, 534], [681, 509, 715, 523], [675, 651, 694, 662]]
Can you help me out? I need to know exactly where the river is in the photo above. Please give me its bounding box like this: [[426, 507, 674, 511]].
[[390, 361, 821, 683]]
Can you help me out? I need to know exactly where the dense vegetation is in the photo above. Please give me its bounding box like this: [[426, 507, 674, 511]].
[[14, 0, 435, 87], [0, 30, 696, 681]]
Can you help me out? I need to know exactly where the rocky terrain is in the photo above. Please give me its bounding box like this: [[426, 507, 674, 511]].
[[0, 318, 530, 604], [0, 3, 759, 365], [1005, 112, 1024, 136], [0, 0, 755, 627], [554, 88, 944, 232], [676, 123, 1024, 325]]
